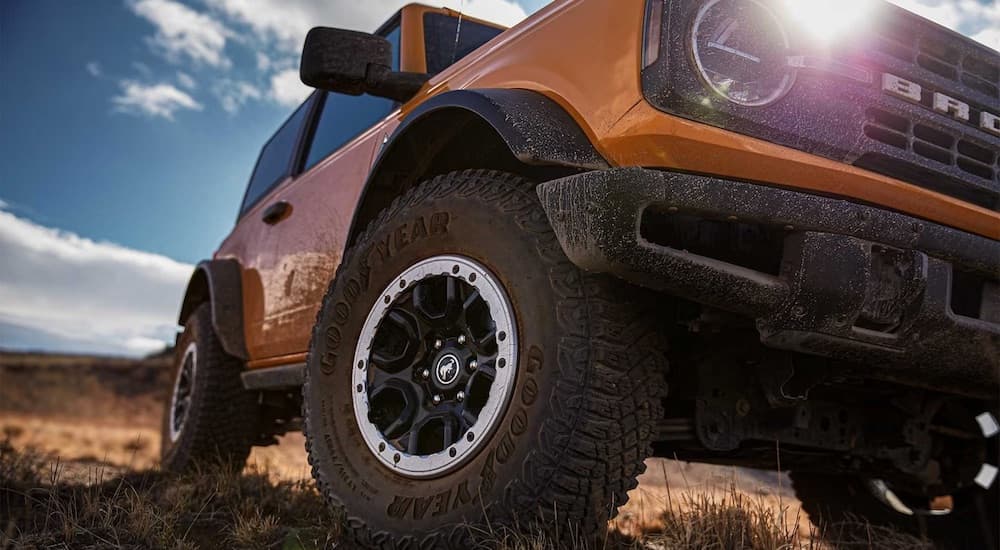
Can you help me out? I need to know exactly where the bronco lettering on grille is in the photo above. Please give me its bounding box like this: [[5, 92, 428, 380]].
[[882, 72, 1000, 137]]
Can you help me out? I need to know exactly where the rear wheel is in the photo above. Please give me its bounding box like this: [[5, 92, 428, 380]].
[[160, 303, 257, 472], [303, 170, 669, 548]]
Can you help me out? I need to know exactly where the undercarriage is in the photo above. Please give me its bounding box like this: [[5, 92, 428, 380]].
[[652, 320, 998, 514]]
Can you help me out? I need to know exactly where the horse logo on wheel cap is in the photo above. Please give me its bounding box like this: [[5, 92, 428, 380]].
[[435, 354, 460, 385]]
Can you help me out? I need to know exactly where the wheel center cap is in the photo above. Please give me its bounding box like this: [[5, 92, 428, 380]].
[[435, 353, 461, 386]]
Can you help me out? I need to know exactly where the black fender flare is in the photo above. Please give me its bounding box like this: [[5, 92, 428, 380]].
[[177, 259, 247, 360], [346, 88, 609, 244], [396, 88, 609, 171]]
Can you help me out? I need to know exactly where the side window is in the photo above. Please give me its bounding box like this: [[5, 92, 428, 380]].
[[423, 13, 504, 75], [242, 99, 312, 215], [301, 26, 401, 171]]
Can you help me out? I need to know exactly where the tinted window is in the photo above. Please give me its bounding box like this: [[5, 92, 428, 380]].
[[242, 99, 311, 214], [302, 26, 400, 171], [424, 13, 504, 75]]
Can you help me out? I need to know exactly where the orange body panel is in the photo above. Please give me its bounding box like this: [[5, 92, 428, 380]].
[[218, 1, 1000, 366], [412, 0, 999, 240], [220, 115, 402, 361]]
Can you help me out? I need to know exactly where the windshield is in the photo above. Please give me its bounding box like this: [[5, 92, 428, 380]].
[[423, 12, 505, 75]]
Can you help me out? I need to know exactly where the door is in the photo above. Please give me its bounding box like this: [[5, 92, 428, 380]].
[[241, 24, 404, 362], [215, 97, 316, 361]]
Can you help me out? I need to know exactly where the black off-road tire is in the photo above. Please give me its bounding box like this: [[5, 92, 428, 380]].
[[303, 170, 669, 548], [160, 303, 257, 473], [791, 472, 998, 550]]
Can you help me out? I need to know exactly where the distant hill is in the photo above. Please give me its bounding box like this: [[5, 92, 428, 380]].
[[0, 350, 171, 424]]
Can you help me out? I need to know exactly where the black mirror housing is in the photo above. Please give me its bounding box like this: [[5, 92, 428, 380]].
[[300, 27, 429, 103], [300, 27, 391, 95]]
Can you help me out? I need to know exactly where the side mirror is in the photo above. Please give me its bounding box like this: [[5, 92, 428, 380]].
[[300, 27, 429, 103]]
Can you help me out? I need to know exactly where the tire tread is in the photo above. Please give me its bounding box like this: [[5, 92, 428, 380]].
[[303, 170, 668, 548]]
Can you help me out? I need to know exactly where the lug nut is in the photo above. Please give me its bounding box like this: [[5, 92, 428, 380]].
[[421, 369, 430, 379], [457, 334, 466, 345], [456, 391, 465, 402], [432, 394, 442, 405], [468, 359, 478, 371], [434, 339, 443, 350]]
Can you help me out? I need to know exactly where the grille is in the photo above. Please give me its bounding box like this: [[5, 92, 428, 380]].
[[862, 108, 999, 208], [874, 16, 1000, 101], [859, 8, 1000, 211], [864, 108, 999, 181], [644, 0, 1000, 215]]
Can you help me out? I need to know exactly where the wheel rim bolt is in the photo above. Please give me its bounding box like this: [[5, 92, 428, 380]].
[[456, 391, 465, 402], [421, 369, 430, 379], [468, 359, 478, 371], [432, 394, 442, 405], [457, 334, 466, 345], [434, 339, 443, 350]]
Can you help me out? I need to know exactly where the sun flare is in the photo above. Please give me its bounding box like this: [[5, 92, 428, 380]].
[[782, 0, 877, 43]]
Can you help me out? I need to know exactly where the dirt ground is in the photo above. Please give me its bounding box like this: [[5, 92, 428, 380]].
[[0, 351, 824, 546]]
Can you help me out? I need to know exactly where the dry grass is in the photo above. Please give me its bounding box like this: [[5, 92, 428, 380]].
[[645, 489, 805, 549], [462, 488, 927, 550], [1, 439, 341, 550], [0, 438, 933, 550], [0, 353, 931, 549]]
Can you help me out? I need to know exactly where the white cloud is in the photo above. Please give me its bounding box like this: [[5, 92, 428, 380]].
[[269, 68, 311, 107], [85, 61, 102, 77], [888, 0, 1000, 51], [112, 80, 203, 120], [121, 0, 530, 112], [176, 71, 197, 90], [243, 1, 526, 110], [0, 210, 193, 356], [205, 0, 526, 54], [0, 199, 7, 210], [445, 0, 528, 27], [256, 52, 272, 71], [214, 79, 263, 113], [129, 0, 233, 68], [973, 27, 1000, 52]]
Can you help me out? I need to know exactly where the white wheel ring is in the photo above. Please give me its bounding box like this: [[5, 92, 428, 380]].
[[168, 342, 197, 443], [352, 255, 519, 478]]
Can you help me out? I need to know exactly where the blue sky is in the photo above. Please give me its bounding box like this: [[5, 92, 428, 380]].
[[0, 0, 545, 356], [0, 0, 995, 356], [1, 0, 547, 266]]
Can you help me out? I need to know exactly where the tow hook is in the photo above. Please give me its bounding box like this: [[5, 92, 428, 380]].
[[867, 479, 952, 516], [870, 411, 998, 517]]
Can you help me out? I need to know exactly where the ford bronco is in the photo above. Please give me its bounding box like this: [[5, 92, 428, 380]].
[[163, 1, 1000, 547]]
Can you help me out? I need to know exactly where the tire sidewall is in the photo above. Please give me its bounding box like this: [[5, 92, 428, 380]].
[[160, 310, 203, 469], [305, 178, 578, 537]]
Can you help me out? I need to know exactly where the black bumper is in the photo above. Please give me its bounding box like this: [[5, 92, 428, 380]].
[[537, 168, 1000, 394]]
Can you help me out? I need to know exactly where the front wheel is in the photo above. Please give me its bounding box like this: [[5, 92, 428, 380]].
[[303, 170, 669, 548]]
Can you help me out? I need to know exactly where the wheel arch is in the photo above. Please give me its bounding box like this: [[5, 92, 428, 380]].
[[177, 259, 248, 360], [346, 88, 609, 246]]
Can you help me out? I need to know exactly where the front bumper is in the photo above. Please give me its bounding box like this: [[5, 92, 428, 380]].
[[537, 168, 999, 394]]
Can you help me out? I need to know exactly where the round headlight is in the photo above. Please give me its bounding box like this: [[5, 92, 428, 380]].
[[690, 0, 795, 107]]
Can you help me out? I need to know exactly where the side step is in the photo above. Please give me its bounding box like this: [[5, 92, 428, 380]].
[[241, 363, 306, 390]]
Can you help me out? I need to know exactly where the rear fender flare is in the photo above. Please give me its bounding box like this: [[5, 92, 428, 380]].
[[177, 259, 247, 360]]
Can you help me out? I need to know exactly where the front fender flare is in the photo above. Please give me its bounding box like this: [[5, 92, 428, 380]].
[[345, 88, 610, 245], [394, 88, 609, 171]]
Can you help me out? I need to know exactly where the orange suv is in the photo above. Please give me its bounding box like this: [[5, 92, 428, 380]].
[[163, 2, 999, 548]]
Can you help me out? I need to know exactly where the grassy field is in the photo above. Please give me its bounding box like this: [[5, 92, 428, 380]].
[[0, 351, 925, 549]]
